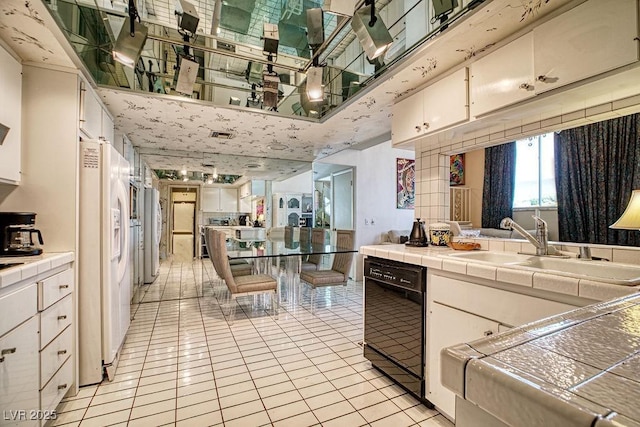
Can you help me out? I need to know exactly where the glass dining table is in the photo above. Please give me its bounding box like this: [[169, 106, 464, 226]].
[[223, 236, 357, 303]]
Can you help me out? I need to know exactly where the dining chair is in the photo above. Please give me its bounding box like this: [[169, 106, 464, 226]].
[[210, 230, 279, 323], [205, 228, 252, 277], [301, 228, 326, 271], [299, 229, 354, 314]]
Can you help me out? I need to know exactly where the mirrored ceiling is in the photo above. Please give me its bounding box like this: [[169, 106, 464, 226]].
[[45, 0, 443, 121]]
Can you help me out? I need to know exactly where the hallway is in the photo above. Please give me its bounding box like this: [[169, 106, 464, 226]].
[[52, 260, 452, 426]]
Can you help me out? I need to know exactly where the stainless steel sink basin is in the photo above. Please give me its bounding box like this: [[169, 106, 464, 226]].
[[514, 257, 640, 285], [446, 251, 535, 264]]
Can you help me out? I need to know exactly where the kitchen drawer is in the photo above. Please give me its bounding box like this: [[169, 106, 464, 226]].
[[0, 282, 37, 337], [0, 316, 40, 425], [40, 357, 73, 417], [40, 294, 72, 349], [40, 325, 72, 389], [38, 268, 73, 311]]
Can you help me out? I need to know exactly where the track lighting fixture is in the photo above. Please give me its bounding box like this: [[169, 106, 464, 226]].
[[175, 0, 199, 34], [323, 0, 358, 16], [306, 8, 324, 49], [113, 1, 147, 68], [263, 23, 279, 57], [351, 0, 393, 60], [305, 66, 324, 102]]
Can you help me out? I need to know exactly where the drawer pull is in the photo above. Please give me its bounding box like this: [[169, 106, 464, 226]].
[[0, 357, 4, 363], [59, 284, 69, 289], [58, 350, 67, 355], [57, 384, 68, 390], [57, 315, 67, 320], [483, 330, 494, 337], [1, 348, 16, 355]]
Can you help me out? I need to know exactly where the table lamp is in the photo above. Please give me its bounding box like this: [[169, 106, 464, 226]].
[[610, 190, 640, 230]]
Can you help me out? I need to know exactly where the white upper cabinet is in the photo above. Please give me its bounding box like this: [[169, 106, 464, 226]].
[[239, 180, 265, 199], [80, 83, 102, 139], [391, 89, 425, 145], [392, 68, 468, 145], [0, 46, 22, 184], [102, 109, 115, 143], [423, 67, 469, 133], [202, 187, 237, 212], [533, 0, 638, 94], [470, 33, 535, 117]]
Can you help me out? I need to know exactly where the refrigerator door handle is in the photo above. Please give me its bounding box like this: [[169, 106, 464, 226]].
[[116, 180, 130, 283]]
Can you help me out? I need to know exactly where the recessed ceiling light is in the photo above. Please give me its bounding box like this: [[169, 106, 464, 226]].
[[268, 143, 288, 150]]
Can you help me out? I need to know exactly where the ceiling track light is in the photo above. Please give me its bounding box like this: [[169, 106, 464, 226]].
[[306, 66, 324, 103], [175, 0, 200, 34], [113, 0, 148, 68], [351, 0, 393, 60], [263, 23, 279, 58]]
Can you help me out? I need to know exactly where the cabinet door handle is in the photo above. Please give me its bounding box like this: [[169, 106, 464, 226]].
[[59, 284, 69, 289], [0, 357, 4, 363], [57, 384, 68, 390], [483, 330, 494, 337], [58, 350, 68, 355], [423, 122, 430, 130], [519, 83, 532, 90], [415, 125, 421, 133], [57, 315, 67, 320], [1, 348, 16, 355]]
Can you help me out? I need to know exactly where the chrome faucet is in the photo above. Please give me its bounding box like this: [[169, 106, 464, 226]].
[[500, 216, 558, 256]]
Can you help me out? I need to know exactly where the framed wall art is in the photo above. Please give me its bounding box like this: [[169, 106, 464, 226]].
[[397, 158, 415, 209], [450, 153, 465, 186]]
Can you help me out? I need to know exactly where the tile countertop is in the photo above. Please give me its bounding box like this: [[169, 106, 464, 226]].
[[359, 244, 640, 302], [440, 293, 640, 427], [0, 252, 74, 290]]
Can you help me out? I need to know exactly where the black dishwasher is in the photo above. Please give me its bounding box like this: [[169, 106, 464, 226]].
[[363, 257, 433, 407]]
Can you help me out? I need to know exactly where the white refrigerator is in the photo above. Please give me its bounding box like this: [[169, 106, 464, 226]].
[[78, 140, 132, 386], [144, 187, 161, 283]]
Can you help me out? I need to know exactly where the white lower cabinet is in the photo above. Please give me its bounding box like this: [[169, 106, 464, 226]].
[[428, 302, 499, 419], [0, 316, 40, 427], [0, 261, 75, 427], [426, 273, 579, 421]]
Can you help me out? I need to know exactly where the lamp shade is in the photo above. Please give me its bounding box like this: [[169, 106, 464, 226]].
[[610, 190, 640, 230], [351, 5, 393, 60], [113, 18, 148, 68]]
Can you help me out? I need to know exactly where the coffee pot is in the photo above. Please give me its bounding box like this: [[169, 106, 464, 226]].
[[406, 218, 428, 247], [0, 212, 44, 256]]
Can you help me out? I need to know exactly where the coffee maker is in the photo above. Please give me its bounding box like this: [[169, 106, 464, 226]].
[[238, 215, 248, 226], [0, 212, 44, 256]]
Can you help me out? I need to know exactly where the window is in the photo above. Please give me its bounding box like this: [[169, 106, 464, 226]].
[[513, 133, 557, 208]]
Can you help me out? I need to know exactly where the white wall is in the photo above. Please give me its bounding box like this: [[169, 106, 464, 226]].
[[0, 65, 79, 252], [272, 170, 313, 194], [320, 140, 415, 279]]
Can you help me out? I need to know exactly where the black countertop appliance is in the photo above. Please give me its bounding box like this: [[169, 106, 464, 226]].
[[239, 215, 248, 226], [0, 212, 44, 256]]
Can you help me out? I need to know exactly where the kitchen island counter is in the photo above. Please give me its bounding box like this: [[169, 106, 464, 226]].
[[441, 292, 640, 427]]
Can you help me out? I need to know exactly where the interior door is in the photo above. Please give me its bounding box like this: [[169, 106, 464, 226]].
[[172, 201, 195, 260], [332, 168, 354, 230]]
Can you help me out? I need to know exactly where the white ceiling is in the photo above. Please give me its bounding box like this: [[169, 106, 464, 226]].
[[0, 0, 575, 181]]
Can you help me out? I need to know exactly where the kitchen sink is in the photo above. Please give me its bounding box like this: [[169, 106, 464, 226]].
[[446, 251, 535, 264], [513, 257, 640, 285]]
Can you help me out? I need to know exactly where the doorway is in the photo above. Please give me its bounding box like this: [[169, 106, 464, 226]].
[[171, 188, 197, 261]]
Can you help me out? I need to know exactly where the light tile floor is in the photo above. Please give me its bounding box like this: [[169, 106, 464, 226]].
[[53, 260, 454, 427]]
